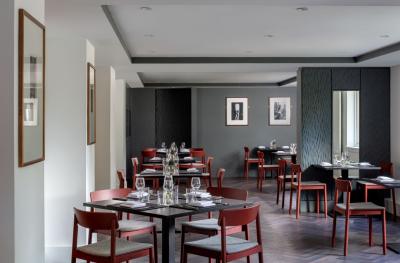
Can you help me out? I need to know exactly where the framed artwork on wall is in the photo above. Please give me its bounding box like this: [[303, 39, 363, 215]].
[[87, 63, 96, 145], [226, 97, 248, 126], [269, 97, 291, 126], [18, 9, 46, 167]]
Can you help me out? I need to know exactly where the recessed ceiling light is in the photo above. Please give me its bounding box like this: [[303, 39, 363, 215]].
[[140, 6, 152, 11], [380, 34, 390, 38], [264, 34, 274, 38], [296, 7, 308, 12], [144, 34, 154, 38]]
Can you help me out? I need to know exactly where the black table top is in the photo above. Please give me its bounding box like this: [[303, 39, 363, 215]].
[[139, 171, 209, 178], [256, 146, 289, 152], [144, 158, 197, 164], [316, 164, 381, 171], [358, 178, 400, 188], [272, 151, 297, 156], [83, 198, 251, 219]]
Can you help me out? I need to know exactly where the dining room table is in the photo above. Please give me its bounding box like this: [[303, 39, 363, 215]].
[[316, 163, 381, 179], [271, 150, 297, 164], [139, 170, 211, 187], [83, 193, 252, 263]]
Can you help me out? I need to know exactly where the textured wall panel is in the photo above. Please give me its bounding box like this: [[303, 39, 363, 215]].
[[332, 68, 360, 91], [300, 68, 332, 168], [360, 68, 390, 166]]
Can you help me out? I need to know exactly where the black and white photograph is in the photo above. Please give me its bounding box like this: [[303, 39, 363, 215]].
[[226, 97, 248, 126], [269, 97, 291, 125]]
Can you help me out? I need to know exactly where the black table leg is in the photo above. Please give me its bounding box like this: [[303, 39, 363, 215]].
[[162, 217, 176, 263]]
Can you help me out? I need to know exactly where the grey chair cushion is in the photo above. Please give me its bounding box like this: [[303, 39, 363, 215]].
[[77, 238, 152, 257], [336, 202, 385, 211], [182, 218, 237, 232], [261, 164, 279, 168], [118, 220, 155, 232], [357, 181, 378, 186], [185, 235, 258, 254], [278, 175, 296, 180], [292, 181, 325, 186]]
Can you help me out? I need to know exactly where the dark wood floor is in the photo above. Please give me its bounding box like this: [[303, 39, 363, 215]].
[[124, 178, 400, 262]]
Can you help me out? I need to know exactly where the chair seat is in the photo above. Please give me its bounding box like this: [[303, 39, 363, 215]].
[[292, 181, 325, 187], [357, 181, 387, 188], [246, 158, 259, 162], [260, 164, 279, 168], [118, 220, 156, 232], [182, 218, 236, 231], [185, 235, 258, 254], [77, 238, 152, 257], [278, 174, 297, 180], [336, 202, 385, 211]]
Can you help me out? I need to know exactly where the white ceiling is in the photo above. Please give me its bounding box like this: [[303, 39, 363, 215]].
[[46, 0, 400, 87]]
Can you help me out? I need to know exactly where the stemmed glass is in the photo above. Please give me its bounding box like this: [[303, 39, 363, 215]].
[[180, 142, 186, 150], [191, 177, 201, 201], [135, 177, 145, 201], [161, 142, 166, 149]]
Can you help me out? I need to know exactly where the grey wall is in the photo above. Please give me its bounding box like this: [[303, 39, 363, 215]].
[[193, 87, 297, 178]]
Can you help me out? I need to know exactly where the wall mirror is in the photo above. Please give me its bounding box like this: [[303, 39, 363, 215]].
[[332, 91, 360, 165]]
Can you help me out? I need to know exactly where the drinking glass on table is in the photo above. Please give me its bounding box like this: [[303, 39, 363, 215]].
[[333, 153, 340, 165], [142, 187, 150, 203], [191, 177, 201, 200], [180, 142, 186, 150], [161, 142, 166, 149], [135, 177, 145, 200]]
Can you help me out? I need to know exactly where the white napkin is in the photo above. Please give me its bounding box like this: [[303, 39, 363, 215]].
[[157, 148, 167, 152], [180, 148, 190, 153], [119, 201, 146, 208], [276, 150, 285, 153], [321, 162, 332, 167], [190, 201, 215, 207], [282, 146, 290, 149], [142, 169, 156, 173], [194, 192, 211, 198], [150, 157, 161, 161], [258, 146, 266, 149], [184, 156, 193, 160], [128, 192, 149, 198], [359, 162, 371, 166], [377, 176, 394, 182], [187, 168, 199, 172]]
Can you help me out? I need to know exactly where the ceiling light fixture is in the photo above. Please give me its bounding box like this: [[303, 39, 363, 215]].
[[380, 34, 390, 38], [140, 6, 152, 11], [296, 7, 308, 12]]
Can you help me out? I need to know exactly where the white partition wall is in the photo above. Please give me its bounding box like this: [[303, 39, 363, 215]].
[[391, 65, 400, 210]]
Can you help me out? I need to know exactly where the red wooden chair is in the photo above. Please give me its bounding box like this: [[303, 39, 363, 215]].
[[133, 157, 159, 190], [71, 208, 154, 263], [332, 179, 387, 256], [182, 203, 263, 263], [206, 157, 214, 187], [257, 151, 279, 192], [217, 168, 225, 191], [141, 148, 162, 171], [190, 148, 206, 171], [288, 164, 327, 219], [181, 187, 249, 263], [277, 161, 298, 209], [90, 188, 157, 263], [357, 161, 396, 221], [244, 146, 258, 179], [116, 169, 125, 189]]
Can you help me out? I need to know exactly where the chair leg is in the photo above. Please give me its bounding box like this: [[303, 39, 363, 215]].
[[392, 189, 397, 221], [258, 251, 264, 263], [182, 248, 188, 263], [382, 211, 387, 255], [369, 216, 373, 246], [180, 228, 185, 263], [324, 186, 328, 219], [296, 188, 301, 219], [276, 179, 280, 205], [331, 211, 336, 247], [316, 190, 320, 215], [245, 225, 251, 263], [282, 181, 286, 209], [149, 247, 154, 263], [289, 187, 293, 215], [364, 186, 368, 202], [344, 215, 350, 256], [153, 226, 158, 263]]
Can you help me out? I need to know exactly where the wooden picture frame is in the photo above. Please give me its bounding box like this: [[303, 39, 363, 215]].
[[226, 97, 248, 126], [268, 97, 291, 126], [87, 63, 96, 145], [18, 9, 46, 167]]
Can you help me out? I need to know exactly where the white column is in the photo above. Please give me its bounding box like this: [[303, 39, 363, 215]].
[[391, 65, 400, 209]]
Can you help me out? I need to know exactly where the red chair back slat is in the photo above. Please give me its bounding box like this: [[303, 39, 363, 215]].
[[131, 157, 139, 189], [207, 157, 214, 176], [257, 151, 265, 165], [244, 146, 250, 160], [334, 179, 352, 212], [117, 169, 125, 189], [207, 187, 248, 201], [90, 188, 131, 202], [278, 159, 286, 175], [190, 148, 206, 164], [380, 161, 393, 176], [218, 203, 260, 227], [74, 207, 119, 230], [290, 164, 302, 184], [141, 148, 157, 164], [217, 168, 225, 190]]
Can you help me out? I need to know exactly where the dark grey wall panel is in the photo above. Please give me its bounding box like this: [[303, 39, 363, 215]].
[[300, 68, 332, 168], [194, 87, 297, 178], [360, 68, 390, 165], [332, 68, 360, 91]]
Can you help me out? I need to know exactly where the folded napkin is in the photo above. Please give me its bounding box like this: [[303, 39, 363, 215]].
[[189, 200, 215, 207], [183, 156, 193, 160], [321, 162, 332, 166], [194, 192, 211, 198], [142, 169, 156, 173], [150, 157, 161, 161], [157, 148, 167, 152], [276, 150, 285, 153], [180, 148, 190, 153], [187, 168, 199, 172], [119, 201, 146, 208], [359, 162, 371, 166], [282, 146, 290, 149], [128, 192, 149, 198], [377, 176, 394, 182], [258, 146, 266, 149]]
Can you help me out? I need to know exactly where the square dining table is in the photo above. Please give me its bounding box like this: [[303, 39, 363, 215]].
[[83, 196, 251, 263], [316, 163, 381, 179]]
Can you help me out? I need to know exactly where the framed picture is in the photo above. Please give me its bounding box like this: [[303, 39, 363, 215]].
[[226, 97, 248, 126], [18, 9, 45, 167], [269, 97, 291, 126], [87, 63, 96, 145]]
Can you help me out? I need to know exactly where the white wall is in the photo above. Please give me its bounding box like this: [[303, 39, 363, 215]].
[[45, 37, 95, 262], [391, 65, 400, 206]]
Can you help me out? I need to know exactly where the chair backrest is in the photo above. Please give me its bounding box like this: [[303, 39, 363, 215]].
[[90, 188, 131, 202], [218, 203, 260, 227], [131, 157, 139, 189], [141, 148, 156, 163], [380, 161, 393, 176], [217, 168, 225, 190], [244, 146, 250, 160], [334, 179, 352, 211], [207, 187, 248, 201], [257, 151, 265, 165], [116, 169, 125, 189], [278, 159, 286, 175], [290, 164, 302, 184], [207, 157, 214, 176], [74, 207, 118, 230], [190, 148, 206, 163]]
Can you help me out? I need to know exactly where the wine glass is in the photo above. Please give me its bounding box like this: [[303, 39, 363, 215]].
[[191, 177, 201, 200], [180, 142, 186, 150], [333, 153, 340, 165], [135, 177, 145, 200], [161, 142, 166, 149]]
